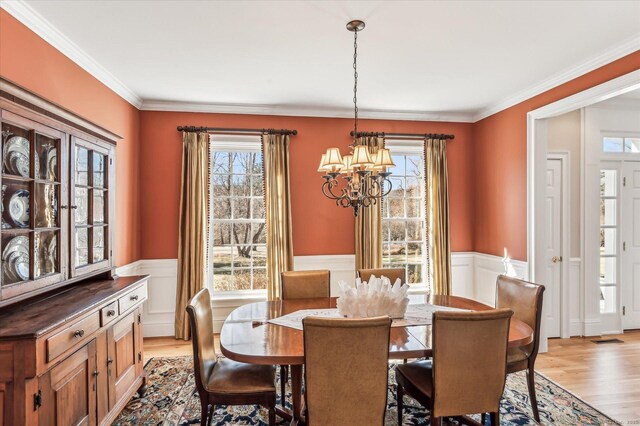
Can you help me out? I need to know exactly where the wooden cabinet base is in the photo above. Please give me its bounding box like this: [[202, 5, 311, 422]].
[[0, 276, 148, 426]]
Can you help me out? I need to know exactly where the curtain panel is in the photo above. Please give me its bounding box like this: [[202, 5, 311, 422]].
[[175, 131, 209, 339], [263, 134, 294, 301], [424, 138, 452, 296], [355, 136, 385, 272]]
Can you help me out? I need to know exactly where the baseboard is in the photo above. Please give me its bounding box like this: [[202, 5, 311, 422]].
[[119, 252, 527, 337]]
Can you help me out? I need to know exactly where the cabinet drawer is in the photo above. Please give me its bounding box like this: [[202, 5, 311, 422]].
[[46, 312, 100, 362], [118, 284, 147, 314], [100, 301, 119, 327]]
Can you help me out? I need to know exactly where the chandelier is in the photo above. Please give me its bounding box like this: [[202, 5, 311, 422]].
[[317, 20, 395, 217]]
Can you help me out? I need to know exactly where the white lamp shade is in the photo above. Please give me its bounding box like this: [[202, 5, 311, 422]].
[[340, 155, 353, 174], [351, 145, 373, 168], [324, 148, 344, 171], [317, 154, 328, 173], [366, 153, 377, 171], [373, 148, 395, 171]]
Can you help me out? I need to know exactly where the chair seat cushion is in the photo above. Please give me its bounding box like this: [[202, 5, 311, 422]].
[[206, 357, 276, 395], [396, 360, 433, 398]]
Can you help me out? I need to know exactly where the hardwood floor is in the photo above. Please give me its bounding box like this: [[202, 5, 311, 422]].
[[143, 331, 640, 423]]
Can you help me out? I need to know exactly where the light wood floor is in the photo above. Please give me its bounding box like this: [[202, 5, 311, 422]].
[[144, 331, 640, 423]]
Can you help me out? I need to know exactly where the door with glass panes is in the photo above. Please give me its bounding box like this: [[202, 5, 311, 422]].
[[70, 136, 112, 278]]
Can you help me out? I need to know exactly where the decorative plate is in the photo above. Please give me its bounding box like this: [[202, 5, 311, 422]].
[[9, 189, 29, 228], [2, 235, 28, 261], [3, 252, 19, 282], [47, 149, 57, 181], [12, 252, 29, 281], [3, 136, 30, 177]]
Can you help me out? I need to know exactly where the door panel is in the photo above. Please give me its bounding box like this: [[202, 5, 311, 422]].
[[622, 161, 640, 330], [108, 313, 138, 406], [545, 159, 562, 338]]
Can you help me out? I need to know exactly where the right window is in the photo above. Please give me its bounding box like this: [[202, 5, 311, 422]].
[[603, 136, 640, 153], [381, 143, 427, 288]]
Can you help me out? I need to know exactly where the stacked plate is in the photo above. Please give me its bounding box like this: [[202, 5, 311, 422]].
[[3, 136, 31, 177], [2, 235, 29, 283], [3, 189, 30, 228]]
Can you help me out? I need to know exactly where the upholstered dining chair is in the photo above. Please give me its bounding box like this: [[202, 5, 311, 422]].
[[281, 269, 331, 299], [186, 288, 277, 426], [495, 274, 545, 422], [279, 270, 331, 404], [303, 316, 392, 426], [396, 309, 513, 426], [357, 267, 406, 284]]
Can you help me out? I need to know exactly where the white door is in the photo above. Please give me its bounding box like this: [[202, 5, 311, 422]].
[[545, 159, 562, 338], [621, 161, 640, 330]]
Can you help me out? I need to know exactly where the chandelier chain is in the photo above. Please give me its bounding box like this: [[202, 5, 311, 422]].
[[353, 30, 358, 139]]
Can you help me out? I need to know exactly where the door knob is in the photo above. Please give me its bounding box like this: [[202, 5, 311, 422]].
[[551, 256, 562, 263]]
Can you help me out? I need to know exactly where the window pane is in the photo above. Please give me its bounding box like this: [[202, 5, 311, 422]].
[[599, 256, 616, 285], [212, 152, 230, 174], [624, 137, 640, 153], [600, 199, 616, 226], [252, 223, 266, 244], [213, 223, 231, 246], [232, 175, 250, 197], [212, 175, 231, 196], [406, 198, 421, 218], [391, 155, 405, 175], [600, 170, 617, 197], [407, 220, 423, 242], [251, 175, 264, 196], [252, 245, 267, 267], [234, 269, 252, 290], [407, 264, 422, 285], [232, 198, 251, 219], [232, 246, 252, 268], [388, 222, 406, 241], [389, 198, 404, 218], [388, 178, 404, 197], [406, 177, 420, 198], [253, 268, 267, 290], [406, 156, 423, 177], [232, 223, 250, 245], [407, 242, 422, 263], [251, 198, 265, 219], [603, 137, 623, 153], [600, 286, 616, 313], [213, 199, 231, 219], [600, 228, 616, 256], [213, 269, 232, 292], [212, 246, 232, 269]]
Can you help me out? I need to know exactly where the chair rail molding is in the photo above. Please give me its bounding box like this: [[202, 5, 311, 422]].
[[118, 252, 527, 336]]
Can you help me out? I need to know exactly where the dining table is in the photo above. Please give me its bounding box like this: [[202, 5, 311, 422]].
[[219, 294, 534, 426]]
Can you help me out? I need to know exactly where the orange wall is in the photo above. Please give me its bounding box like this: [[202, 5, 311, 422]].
[[0, 10, 141, 265], [140, 112, 474, 259], [473, 50, 640, 261]]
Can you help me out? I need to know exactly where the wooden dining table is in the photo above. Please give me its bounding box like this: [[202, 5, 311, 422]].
[[219, 294, 534, 426]]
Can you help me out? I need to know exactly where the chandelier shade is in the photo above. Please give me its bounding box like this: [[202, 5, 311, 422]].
[[373, 148, 395, 172], [351, 145, 374, 169], [323, 148, 344, 172]]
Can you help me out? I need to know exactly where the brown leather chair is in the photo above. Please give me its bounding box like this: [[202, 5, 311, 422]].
[[358, 268, 405, 285], [281, 270, 331, 299], [496, 274, 545, 422], [303, 316, 392, 426], [186, 288, 277, 426], [396, 309, 513, 426]]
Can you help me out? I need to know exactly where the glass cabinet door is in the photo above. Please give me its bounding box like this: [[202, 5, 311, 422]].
[[70, 136, 111, 277], [1, 112, 66, 299]]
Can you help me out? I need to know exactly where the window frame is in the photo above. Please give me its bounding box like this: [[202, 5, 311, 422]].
[[207, 135, 268, 298], [602, 132, 640, 157], [381, 140, 429, 293]]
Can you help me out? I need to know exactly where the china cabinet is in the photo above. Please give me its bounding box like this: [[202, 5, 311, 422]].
[[0, 78, 146, 426]]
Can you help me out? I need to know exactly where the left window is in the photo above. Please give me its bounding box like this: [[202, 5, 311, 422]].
[[208, 136, 267, 294]]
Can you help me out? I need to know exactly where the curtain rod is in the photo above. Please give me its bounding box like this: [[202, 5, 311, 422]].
[[351, 131, 454, 140], [177, 126, 297, 136]]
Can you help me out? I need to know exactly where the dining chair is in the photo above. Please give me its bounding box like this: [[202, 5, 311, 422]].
[[396, 309, 513, 426], [279, 269, 331, 405], [303, 316, 392, 426], [495, 274, 545, 422], [357, 268, 405, 285], [281, 269, 331, 299], [186, 288, 277, 426]]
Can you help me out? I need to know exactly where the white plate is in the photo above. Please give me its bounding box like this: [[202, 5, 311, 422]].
[[2, 235, 29, 260], [9, 189, 29, 228], [3, 136, 30, 177]]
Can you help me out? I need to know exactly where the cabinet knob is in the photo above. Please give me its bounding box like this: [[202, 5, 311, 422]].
[[130, 295, 139, 301], [107, 309, 116, 317], [70, 205, 78, 209], [60, 205, 68, 209], [73, 329, 85, 338], [107, 358, 113, 365], [93, 370, 99, 377]]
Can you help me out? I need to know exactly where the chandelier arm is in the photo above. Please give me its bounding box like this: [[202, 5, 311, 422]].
[[321, 179, 342, 200]]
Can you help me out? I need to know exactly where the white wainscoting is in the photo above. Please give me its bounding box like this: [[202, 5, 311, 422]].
[[569, 258, 583, 336], [117, 252, 528, 337]]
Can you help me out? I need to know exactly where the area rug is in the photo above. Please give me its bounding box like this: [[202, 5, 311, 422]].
[[112, 356, 620, 425]]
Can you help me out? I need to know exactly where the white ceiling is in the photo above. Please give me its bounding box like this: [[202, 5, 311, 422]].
[[6, 0, 640, 121]]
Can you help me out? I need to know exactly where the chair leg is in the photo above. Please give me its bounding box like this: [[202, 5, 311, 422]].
[[268, 406, 276, 426], [481, 413, 487, 425], [280, 365, 288, 404], [526, 367, 541, 422], [430, 415, 441, 426], [490, 411, 499, 426], [397, 383, 404, 425], [200, 401, 209, 426]]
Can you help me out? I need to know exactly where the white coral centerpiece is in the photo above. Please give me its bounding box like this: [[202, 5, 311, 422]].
[[336, 275, 410, 319]]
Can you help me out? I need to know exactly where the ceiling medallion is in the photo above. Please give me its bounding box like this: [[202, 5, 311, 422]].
[[317, 20, 395, 217]]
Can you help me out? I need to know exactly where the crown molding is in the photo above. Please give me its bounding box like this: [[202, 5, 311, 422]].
[[473, 35, 640, 122], [140, 99, 476, 123], [1, 0, 143, 108]]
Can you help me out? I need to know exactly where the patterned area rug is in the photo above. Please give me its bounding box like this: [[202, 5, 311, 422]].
[[113, 356, 620, 425]]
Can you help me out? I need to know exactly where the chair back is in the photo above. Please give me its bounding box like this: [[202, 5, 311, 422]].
[[281, 270, 330, 299], [495, 275, 545, 356], [357, 268, 405, 285], [432, 309, 513, 417], [303, 316, 391, 426], [186, 288, 217, 395]]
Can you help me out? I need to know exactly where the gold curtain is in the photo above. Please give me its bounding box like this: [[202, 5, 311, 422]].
[[263, 134, 294, 301], [355, 136, 385, 272], [424, 138, 452, 296], [175, 131, 209, 339]]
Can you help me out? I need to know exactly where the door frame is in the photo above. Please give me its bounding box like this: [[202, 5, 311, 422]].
[[527, 69, 640, 345], [547, 152, 571, 338]]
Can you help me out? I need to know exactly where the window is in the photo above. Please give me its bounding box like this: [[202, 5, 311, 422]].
[[208, 136, 266, 293], [382, 142, 427, 287], [599, 168, 618, 313], [603, 136, 640, 153]]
